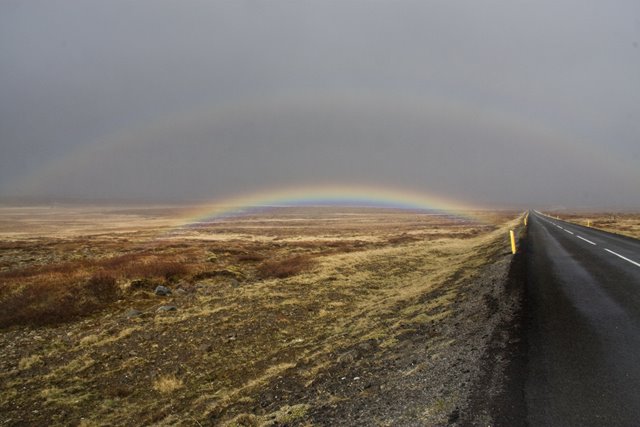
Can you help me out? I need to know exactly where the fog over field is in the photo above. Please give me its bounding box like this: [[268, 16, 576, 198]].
[[1, 1, 639, 208]]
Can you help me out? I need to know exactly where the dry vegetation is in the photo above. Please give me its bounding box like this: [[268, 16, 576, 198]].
[[546, 211, 640, 239], [0, 205, 520, 426], [153, 374, 185, 394]]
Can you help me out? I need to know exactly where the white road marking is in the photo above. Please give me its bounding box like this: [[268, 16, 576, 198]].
[[604, 249, 640, 268], [565, 229, 574, 235], [577, 236, 596, 245]]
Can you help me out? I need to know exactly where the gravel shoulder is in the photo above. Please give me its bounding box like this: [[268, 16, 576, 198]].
[[303, 234, 527, 426]]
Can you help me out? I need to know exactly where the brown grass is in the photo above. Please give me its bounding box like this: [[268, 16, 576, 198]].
[[256, 254, 316, 279], [0, 250, 201, 327], [86, 273, 119, 302], [153, 374, 184, 394], [0, 207, 511, 330], [550, 212, 640, 240], [0, 205, 521, 426], [6, 282, 106, 328], [100, 254, 192, 281], [18, 354, 44, 370], [0, 260, 90, 280], [236, 254, 265, 262]]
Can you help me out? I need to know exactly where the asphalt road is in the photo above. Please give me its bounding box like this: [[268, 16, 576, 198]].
[[525, 211, 640, 426]]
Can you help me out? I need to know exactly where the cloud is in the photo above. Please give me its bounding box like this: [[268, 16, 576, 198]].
[[8, 92, 638, 208], [2, 1, 639, 208]]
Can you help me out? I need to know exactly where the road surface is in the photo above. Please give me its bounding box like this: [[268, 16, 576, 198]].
[[525, 211, 640, 425]]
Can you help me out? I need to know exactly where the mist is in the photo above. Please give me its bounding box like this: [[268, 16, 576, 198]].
[[2, 0, 639, 209]]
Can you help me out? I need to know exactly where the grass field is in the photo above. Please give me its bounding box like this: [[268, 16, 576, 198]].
[[545, 211, 640, 240], [0, 205, 520, 426]]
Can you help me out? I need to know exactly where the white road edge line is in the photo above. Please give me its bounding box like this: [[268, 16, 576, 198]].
[[577, 236, 596, 245], [604, 248, 640, 268], [565, 229, 574, 235]]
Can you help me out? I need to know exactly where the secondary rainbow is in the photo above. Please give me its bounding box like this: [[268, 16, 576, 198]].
[[7, 89, 637, 199], [175, 184, 485, 226]]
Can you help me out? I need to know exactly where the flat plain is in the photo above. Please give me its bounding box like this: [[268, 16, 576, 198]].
[[545, 211, 640, 240], [0, 205, 522, 426]]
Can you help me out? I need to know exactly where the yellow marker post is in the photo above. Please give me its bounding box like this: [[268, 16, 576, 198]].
[[587, 220, 591, 227], [510, 230, 517, 254], [524, 215, 528, 226]]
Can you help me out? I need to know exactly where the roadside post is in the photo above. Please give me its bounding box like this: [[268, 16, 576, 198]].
[[510, 230, 517, 254]]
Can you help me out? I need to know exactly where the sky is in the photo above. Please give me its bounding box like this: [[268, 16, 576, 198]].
[[1, 0, 639, 209]]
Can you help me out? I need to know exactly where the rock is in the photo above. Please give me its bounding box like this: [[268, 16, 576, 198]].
[[125, 309, 143, 318], [156, 305, 177, 312], [174, 288, 187, 296], [154, 285, 171, 296], [229, 279, 240, 288]]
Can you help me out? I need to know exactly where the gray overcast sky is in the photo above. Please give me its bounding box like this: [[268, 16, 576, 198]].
[[1, 0, 639, 208]]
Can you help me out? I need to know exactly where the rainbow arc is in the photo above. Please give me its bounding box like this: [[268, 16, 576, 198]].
[[174, 184, 485, 226]]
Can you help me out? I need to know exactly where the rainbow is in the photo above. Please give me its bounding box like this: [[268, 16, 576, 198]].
[[174, 184, 486, 226]]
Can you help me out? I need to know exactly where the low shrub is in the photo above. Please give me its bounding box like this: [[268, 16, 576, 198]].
[[0, 272, 122, 328], [86, 273, 119, 302], [257, 255, 316, 279], [0, 282, 85, 327], [236, 254, 265, 262], [192, 269, 241, 281], [122, 260, 190, 282], [128, 278, 159, 290]]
